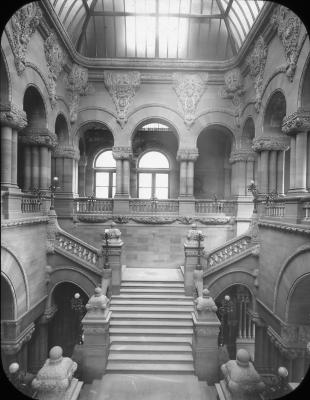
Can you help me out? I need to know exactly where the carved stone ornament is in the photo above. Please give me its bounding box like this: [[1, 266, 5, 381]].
[[186, 223, 204, 245], [0, 102, 27, 129], [252, 136, 290, 152], [267, 326, 307, 359], [44, 32, 66, 108], [65, 64, 93, 124], [195, 288, 218, 314], [10, 2, 42, 75], [246, 36, 268, 113], [172, 72, 207, 128], [19, 127, 58, 149], [112, 146, 132, 160], [52, 145, 80, 160], [102, 222, 122, 244], [221, 349, 265, 400], [281, 323, 310, 346], [219, 68, 246, 127], [282, 108, 310, 134], [271, 6, 301, 81], [32, 346, 77, 399], [176, 148, 199, 162], [85, 287, 110, 313], [104, 71, 140, 128], [46, 210, 61, 254], [229, 149, 255, 164]]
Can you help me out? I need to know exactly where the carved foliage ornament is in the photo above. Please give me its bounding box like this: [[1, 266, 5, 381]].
[[282, 108, 310, 134], [104, 71, 140, 128], [65, 64, 93, 124], [0, 102, 27, 129], [10, 2, 42, 75], [271, 6, 301, 81], [52, 145, 80, 160], [252, 136, 290, 152], [219, 68, 246, 127], [44, 32, 66, 108], [176, 148, 199, 161], [112, 146, 132, 160], [172, 73, 207, 128], [246, 36, 268, 113]]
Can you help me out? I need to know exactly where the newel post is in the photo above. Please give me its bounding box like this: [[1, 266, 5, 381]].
[[184, 223, 204, 296]]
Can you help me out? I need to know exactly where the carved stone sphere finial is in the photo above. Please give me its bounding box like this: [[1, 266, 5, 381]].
[[191, 223, 197, 229], [94, 287, 102, 296], [236, 349, 251, 367], [9, 362, 19, 374], [49, 346, 63, 363], [202, 288, 210, 297]]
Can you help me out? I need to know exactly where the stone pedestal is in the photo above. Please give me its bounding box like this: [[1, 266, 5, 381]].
[[284, 197, 304, 224], [179, 198, 196, 216], [113, 197, 130, 214], [1, 187, 23, 219], [234, 196, 254, 235], [192, 289, 220, 384]]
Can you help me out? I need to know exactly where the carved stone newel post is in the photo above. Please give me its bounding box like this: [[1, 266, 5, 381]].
[[184, 223, 204, 296], [32, 346, 82, 400], [192, 288, 221, 383], [78, 287, 111, 383]]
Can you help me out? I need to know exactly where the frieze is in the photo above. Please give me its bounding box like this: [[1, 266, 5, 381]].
[[246, 36, 268, 113], [65, 64, 93, 124], [44, 31, 66, 108], [53, 145, 80, 160], [19, 127, 58, 149], [282, 108, 310, 134], [10, 2, 42, 75], [112, 146, 132, 160], [104, 71, 140, 128], [0, 102, 27, 130], [252, 136, 290, 152], [271, 6, 301, 81], [172, 73, 207, 128], [176, 148, 199, 162]]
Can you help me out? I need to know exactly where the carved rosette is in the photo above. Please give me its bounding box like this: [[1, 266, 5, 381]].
[[282, 108, 310, 134], [65, 64, 93, 124], [103, 71, 140, 128], [112, 146, 132, 160], [176, 148, 199, 162], [246, 36, 268, 113], [172, 73, 207, 128], [219, 68, 246, 127], [229, 149, 255, 164], [19, 127, 58, 149], [271, 6, 301, 81], [44, 31, 66, 108], [52, 145, 80, 160], [10, 2, 42, 75], [0, 102, 27, 129], [252, 136, 290, 152]]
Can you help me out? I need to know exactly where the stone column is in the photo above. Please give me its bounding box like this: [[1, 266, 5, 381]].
[[1, 125, 12, 186], [122, 158, 131, 196], [112, 147, 132, 214], [177, 148, 199, 215], [269, 150, 277, 193], [229, 151, 253, 196], [187, 160, 195, 196], [39, 146, 49, 190], [289, 135, 296, 190], [277, 150, 285, 194], [260, 150, 269, 193], [78, 155, 88, 196], [178, 160, 187, 196], [11, 129, 18, 186], [23, 146, 32, 191], [295, 132, 307, 192], [307, 132, 310, 191], [31, 146, 40, 188]]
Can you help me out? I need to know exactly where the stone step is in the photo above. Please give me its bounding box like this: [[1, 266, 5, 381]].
[[109, 343, 192, 353], [120, 288, 185, 293], [113, 294, 189, 300], [110, 312, 192, 320], [110, 335, 192, 344], [121, 282, 184, 288], [110, 306, 194, 313], [111, 299, 193, 306], [108, 353, 193, 362], [106, 362, 195, 374], [110, 320, 193, 327], [110, 327, 193, 336]]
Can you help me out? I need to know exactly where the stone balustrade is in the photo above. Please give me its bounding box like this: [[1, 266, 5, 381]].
[[129, 198, 179, 214], [302, 201, 310, 222], [195, 200, 236, 215], [74, 198, 113, 214], [21, 194, 42, 213], [264, 201, 285, 218]]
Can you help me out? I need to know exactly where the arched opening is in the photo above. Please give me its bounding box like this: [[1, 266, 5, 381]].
[[55, 114, 69, 145], [195, 125, 233, 199], [215, 285, 254, 361], [0, 53, 9, 104], [1, 275, 15, 320], [23, 86, 46, 129], [242, 117, 256, 185], [94, 150, 116, 198], [48, 282, 89, 357], [131, 120, 179, 198], [300, 60, 310, 109], [263, 91, 290, 194]]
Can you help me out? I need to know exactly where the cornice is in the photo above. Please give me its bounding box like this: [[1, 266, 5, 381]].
[[1, 216, 49, 228], [258, 219, 310, 235]]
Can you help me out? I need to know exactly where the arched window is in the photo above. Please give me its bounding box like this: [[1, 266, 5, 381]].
[[94, 150, 116, 198], [138, 151, 170, 199]]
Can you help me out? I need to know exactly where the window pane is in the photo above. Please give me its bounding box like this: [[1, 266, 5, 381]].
[[156, 173, 168, 187], [139, 173, 152, 187], [155, 187, 168, 199], [95, 150, 116, 168], [96, 186, 109, 198], [139, 151, 169, 169], [96, 172, 109, 186], [139, 188, 152, 199]]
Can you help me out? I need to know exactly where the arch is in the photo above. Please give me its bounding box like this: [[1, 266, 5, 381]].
[[273, 244, 310, 319], [285, 273, 310, 324], [55, 113, 70, 144], [214, 283, 254, 303], [23, 85, 47, 129], [1, 273, 16, 320], [299, 53, 310, 109], [74, 108, 120, 140], [241, 117, 255, 148], [1, 246, 30, 318], [138, 150, 170, 169], [263, 90, 286, 136], [0, 49, 10, 104]]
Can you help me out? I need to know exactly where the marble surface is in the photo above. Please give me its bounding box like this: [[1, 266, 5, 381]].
[[122, 267, 184, 282]]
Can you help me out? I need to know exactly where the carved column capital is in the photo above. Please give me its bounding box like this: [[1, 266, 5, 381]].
[[229, 149, 255, 163], [52, 145, 80, 160], [252, 136, 290, 152], [0, 102, 27, 130], [282, 108, 310, 134], [19, 127, 58, 149], [112, 146, 132, 160], [176, 148, 199, 162], [104, 71, 140, 128]]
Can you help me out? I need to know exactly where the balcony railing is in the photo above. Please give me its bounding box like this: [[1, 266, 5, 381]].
[[302, 201, 310, 222], [264, 202, 285, 218], [129, 199, 179, 214], [74, 198, 113, 214], [21, 194, 42, 213], [195, 200, 236, 215]]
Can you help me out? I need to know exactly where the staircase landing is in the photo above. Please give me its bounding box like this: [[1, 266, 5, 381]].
[[122, 267, 184, 282]]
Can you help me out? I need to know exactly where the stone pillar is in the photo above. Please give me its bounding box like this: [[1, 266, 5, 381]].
[[260, 150, 269, 193], [39, 146, 49, 190], [11, 129, 18, 186], [269, 150, 277, 193], [192, 288, 220, 383], [31, 146, 40, 188], [277, 150, 285, 194], [23, 146, 32, 191], [183, 224, 204, 296], [229, 151, 253, 196], [122, 158, 131, 196], [179, 160, 187, 196], [112, 146, 132, 214], [289, 135, 296, 190], [177, 148, 199, 215], [78, 155, 87, 196], [78, 288, 111, 383], [1, 125, 12, 186], [115, 159, 122, 195], [187, 160, 194, 196], [295, 132, 307, 192]]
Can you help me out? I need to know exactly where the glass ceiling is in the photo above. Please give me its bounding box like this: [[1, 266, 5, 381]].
[[49, 0, 265, 60]]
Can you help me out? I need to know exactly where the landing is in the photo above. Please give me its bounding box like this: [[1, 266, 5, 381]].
[[96, 374, 205, 400], [122, 267, 184, 282]]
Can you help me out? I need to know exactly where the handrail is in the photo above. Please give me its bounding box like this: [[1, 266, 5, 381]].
[[74, 198, 113, 213]]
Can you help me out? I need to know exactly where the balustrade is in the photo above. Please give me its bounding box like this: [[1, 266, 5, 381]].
[[195, 200, 236, 215], [302, 201, 310, 222], [129, 199, 179, 214], [264, 202, 285, 218], [74, 198, 113, 214], [21, 194, 42, 213]]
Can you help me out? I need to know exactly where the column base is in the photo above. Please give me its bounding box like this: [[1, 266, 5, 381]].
[[1, 186, 23, 219], [287, 188, 308, 196]]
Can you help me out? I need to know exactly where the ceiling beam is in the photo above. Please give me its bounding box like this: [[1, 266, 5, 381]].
[[82, 0, 89, 12], [215, 0, 237, 55], [76, 0, 98, 52], [225, 0, 233, 16]]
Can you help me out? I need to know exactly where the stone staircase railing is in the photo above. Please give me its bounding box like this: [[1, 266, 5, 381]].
[[54, 229, 101, 271]]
